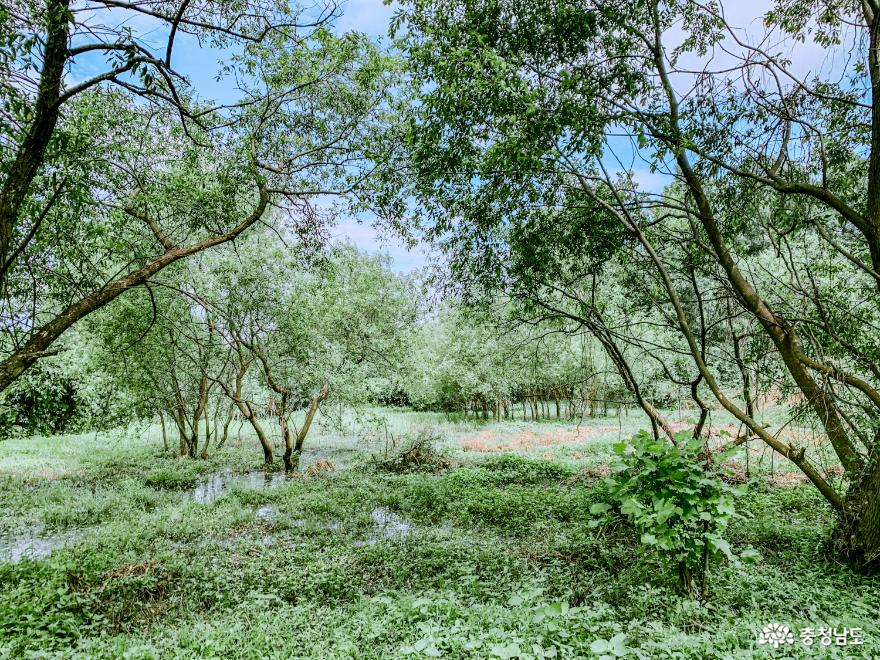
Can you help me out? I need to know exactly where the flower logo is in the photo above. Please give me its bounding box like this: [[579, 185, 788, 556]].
[[758, 623, 795, 649]]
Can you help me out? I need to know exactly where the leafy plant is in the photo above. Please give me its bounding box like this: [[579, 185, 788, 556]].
[[591, 430, 751, 597]]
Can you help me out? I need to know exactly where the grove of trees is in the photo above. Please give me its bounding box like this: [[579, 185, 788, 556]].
[[4, 0, 880, 573]]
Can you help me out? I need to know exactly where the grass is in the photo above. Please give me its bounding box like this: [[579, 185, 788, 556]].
[[0, 408, 876, 658]]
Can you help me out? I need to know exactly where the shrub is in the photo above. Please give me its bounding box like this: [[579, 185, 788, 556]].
[[480, 454, 573, 485], [371, 428, 450, 474], [590, 430, 756, 597]]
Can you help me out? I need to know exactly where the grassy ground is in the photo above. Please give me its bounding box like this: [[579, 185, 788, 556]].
[[0, 408, 876, 658]]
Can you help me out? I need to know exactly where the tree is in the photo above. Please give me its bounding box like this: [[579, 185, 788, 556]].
[[99, 232, 419, 468], [0, 1, 395, 393], [394, 0, 880, 568]]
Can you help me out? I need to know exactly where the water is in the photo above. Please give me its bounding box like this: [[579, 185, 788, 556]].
[[190, 458, 341, 504], [370, 507, 412, 540], [191, 470, 294, 504], [0, 525, 82, 563], [188, 470, 421, 548]]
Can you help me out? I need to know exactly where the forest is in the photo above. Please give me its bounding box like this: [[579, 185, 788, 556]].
[[1, 0, 879, 657]]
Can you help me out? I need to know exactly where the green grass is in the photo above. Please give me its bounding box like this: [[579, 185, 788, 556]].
[[0, 408, 875, 658]]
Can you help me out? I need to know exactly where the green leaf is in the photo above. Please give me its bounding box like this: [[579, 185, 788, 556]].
[[708, 535, 734, 560], [590, 639, 609, 654], [740, 546, 762, 563]]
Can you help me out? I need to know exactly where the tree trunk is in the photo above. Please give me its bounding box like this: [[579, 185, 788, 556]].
[[837, 459, 880, 571], [294, 385, 330, 453], [218, 401, 235, 449], [171, 409, 189, 457], [199, 406, 211, 459], [243, 402, 273, 465], [287, 384, 330, 470], [158, 411, 168, 452], [0, 0, 70, 280]]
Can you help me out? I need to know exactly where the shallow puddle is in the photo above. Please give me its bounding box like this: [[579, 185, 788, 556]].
[[0, 526, 82, 563], [192, 470, 294, 504], [255, 505, 275, 520], [371, 507, 412, 540]]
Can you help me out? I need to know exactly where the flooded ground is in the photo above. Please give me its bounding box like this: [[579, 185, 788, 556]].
[[0, 525, 84, 563], [191, 469, 295, 504], [190, 452, 341, 504], [370, 506, 412, 540], [1, 466, 423, 564]]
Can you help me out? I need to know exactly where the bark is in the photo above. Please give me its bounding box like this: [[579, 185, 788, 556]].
[[863, 5, 880, 279], [210, 348, 272, 463], [172, 410, 188, 457], [218, 401, 235, 449], [730, 323, 755, 450], [181, 373, 208, 459], [0, 0, 70, 281], [157, 411, 168, 452], [293, 385, 331, 455], [692, 380, 710, 440], [239, 400, 273, 465], [199, 404, 210, 459], [837, 456, 880, 571]]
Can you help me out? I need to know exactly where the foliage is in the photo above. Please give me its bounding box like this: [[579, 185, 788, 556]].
[[0, 1, 398, 396], [0, 413, 877, 658], [592, 431, 751, 593], [390, 0, 880, 565], [0, 332, 130, 436]]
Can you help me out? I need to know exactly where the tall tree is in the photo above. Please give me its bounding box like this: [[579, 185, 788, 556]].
[[395, 0, 880, 568], [0, 1, 394, 393]]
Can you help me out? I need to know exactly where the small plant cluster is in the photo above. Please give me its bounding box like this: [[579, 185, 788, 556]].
[[372, 427, 451, 474], [591, 430, 759, 596]]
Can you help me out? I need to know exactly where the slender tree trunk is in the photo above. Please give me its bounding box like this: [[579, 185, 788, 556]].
[[238, 401, 273, 465], [691, 380, 710, 439], [218, 401, 235, 449], [158, 411, 168, 452], [200, 405, 211, 459], [288, 385, 330, 469]]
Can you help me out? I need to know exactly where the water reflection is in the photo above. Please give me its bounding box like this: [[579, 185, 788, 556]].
[[191, 470, 292, 503], [0, 525, 81, 563]]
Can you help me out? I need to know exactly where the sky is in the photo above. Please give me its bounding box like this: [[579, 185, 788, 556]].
[[70, 0, 852, 273]]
